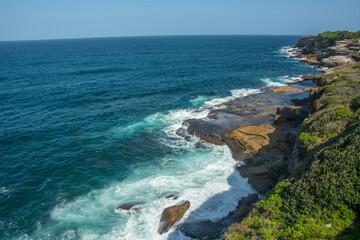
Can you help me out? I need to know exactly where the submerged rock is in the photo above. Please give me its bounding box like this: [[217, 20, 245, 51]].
[[158, 200, 190, 234], [165, 194, 178, 200], [195, 141, 209, 149], [176, 127, 191, 141], [116, 204, 142, 211]]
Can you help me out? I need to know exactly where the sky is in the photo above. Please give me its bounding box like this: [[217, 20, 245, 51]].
[[0, 0, 359, 41]]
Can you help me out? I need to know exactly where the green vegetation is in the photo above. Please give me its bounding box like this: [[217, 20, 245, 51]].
[[298, 70, 360, 151], [223, 64, 360, 240], [318, 31, 360, 41]]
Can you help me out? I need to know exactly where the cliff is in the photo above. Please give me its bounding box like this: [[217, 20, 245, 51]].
[[293, 31, 360, 68], [222, 32, 360, 240]]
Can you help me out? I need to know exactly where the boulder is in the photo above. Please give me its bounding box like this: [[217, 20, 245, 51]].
[[158, 200, 190, 234]]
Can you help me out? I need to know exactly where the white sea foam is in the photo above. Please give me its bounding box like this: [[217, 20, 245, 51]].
[[38, 144, 255, 240], [110, 88, 261, 138], [0, 186, 9, 195], [34, 88, 261, 239], [189, 96, 212, 107], [279, 46, 301, 58], [261, 75, 303, 87], [202, 88, 261, 109]]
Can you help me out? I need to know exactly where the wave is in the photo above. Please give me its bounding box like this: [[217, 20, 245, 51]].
[[278, 46, 301, 58], [261, 75, 302, 87], [201, 88, 261, 109], [35, 145, 254, 240], [0, 186, 9, 195], [110, 88, 261, 138], [32, 88, 261, 239], [189, 96, 212, 107]]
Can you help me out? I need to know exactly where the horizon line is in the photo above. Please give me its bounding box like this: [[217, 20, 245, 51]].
[[0, 33, 310, 43]]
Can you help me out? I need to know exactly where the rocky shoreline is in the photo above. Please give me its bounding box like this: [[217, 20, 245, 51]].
[[172, 32, 360, 239], [171, 72, 316, 239], [183, 80, 315, 195]]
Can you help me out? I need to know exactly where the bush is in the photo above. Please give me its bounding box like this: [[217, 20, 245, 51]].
[[318, 31, 360, 41], [335, 105, 353, 120], [298, 132, 317, 148]]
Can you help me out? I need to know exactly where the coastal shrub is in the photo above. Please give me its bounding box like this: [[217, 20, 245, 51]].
[[298, 132, 317, 148], [335, 105, 353, 120], [322, 85, 336, 93], [223, 122, 360, 240], [318, 31, 360, 41], [285, 122, 360, 213]]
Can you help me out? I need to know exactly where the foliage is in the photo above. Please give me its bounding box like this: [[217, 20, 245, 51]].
[[318, 31, 360, 41], [224, 122, 360, 240], [297, 71, 359, 151]]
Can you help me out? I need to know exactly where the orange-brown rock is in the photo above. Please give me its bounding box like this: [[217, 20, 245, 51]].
[[271, 86, 313, 94], [271, 87, 303, 94], [225, 124, 275, 157], [158, 200, 190, 234]]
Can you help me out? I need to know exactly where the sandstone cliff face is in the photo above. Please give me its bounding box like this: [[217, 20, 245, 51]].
[[296, 36, 335, 54]]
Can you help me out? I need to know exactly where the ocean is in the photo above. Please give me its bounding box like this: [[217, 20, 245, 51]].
[[0, 36, 319, 239]]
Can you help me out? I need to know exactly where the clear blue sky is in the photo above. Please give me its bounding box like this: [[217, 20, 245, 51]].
[[0, 0, 359, 41]]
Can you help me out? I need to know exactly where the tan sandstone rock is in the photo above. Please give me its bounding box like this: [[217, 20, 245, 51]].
[[227, 124, 275, 157]]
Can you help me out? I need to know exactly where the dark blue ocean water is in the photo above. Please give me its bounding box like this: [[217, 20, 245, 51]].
[[0, 36, 318, 239]]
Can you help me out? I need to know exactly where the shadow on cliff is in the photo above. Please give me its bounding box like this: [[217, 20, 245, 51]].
[[167, 170, 255, 240]]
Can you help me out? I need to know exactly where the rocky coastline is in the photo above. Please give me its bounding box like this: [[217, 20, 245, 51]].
[[222, 31, 360, 239], [171, 31, 360, 239]]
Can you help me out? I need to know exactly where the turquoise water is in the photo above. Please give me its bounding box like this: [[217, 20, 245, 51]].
[[0, 36, 318, 239]]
